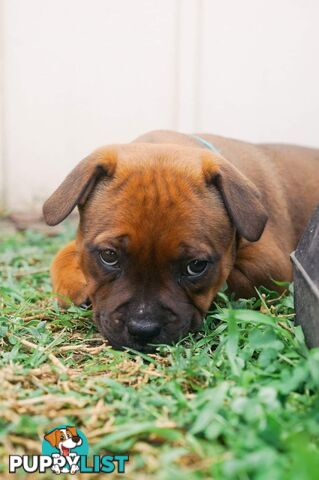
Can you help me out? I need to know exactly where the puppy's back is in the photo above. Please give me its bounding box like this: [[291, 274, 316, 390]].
[[258, 143, 319, 241]]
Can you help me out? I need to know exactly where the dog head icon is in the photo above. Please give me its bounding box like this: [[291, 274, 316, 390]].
[[44, 426, 82, 456]]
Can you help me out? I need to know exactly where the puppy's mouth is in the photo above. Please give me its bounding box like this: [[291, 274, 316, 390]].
[[61, 446, 70, 456], [94, 310, 201, 352], [94, 313, 166, 352], [110, 338, 161, 353]]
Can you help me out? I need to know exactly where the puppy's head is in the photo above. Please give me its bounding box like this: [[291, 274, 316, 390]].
[[44, 427, 81, 451], [43, 143, 267, 351]]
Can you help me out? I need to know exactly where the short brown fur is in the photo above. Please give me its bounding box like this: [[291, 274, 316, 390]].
[[44, 131, 319, 350]]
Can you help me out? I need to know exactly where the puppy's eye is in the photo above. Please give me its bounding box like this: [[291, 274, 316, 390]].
[[99, 249, 119, 267], [186, 259, 208, 276]]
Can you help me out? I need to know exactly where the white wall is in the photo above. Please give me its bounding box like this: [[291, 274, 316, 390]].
[[199, 0, 319, 143], [1, 0, 318, 211]]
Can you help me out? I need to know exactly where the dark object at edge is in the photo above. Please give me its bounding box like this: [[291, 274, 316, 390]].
[[291, 204, 319, 348]]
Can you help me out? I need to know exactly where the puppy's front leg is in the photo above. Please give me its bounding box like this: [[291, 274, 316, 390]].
[[51, 241, 89, 307], [227, 234, 292, 298]]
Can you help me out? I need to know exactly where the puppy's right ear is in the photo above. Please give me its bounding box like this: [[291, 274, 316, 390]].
[[44, 430, 58, 447], [43, 148, 117, 226]]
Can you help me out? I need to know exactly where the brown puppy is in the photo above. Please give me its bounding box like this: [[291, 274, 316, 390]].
[[43, 130, 319, 350]]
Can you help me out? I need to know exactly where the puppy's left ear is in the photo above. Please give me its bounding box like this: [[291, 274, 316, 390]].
[[202, 154, 268, 242]]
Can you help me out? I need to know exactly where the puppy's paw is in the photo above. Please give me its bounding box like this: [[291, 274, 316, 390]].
[[70, 464, 79, 474], [51, 464, 61, 474], [51, 241, 90, 307], [54, 280, 90, 308]]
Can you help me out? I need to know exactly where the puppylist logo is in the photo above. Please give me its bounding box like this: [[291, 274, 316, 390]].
[[9, 425, 129, 475]]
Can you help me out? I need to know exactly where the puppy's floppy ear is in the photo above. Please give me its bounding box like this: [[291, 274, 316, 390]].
[[66, 426, 77, 437], [202, 154, 268, 242], [43, 148, 117, 226], [44, 429, 58, 447]]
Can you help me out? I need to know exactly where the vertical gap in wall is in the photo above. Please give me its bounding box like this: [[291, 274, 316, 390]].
[[173, 0, 181, 131], [175, 0, 202, 133], [193, 0, 203, 132]]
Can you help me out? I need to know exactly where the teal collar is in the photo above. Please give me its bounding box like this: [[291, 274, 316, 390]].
[[192, 135, 220, 154]]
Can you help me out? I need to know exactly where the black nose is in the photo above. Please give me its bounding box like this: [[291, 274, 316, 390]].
[[127, 319, 161, 341]]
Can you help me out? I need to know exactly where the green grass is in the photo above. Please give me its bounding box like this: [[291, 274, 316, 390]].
[[1, 224, 319, 479]]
